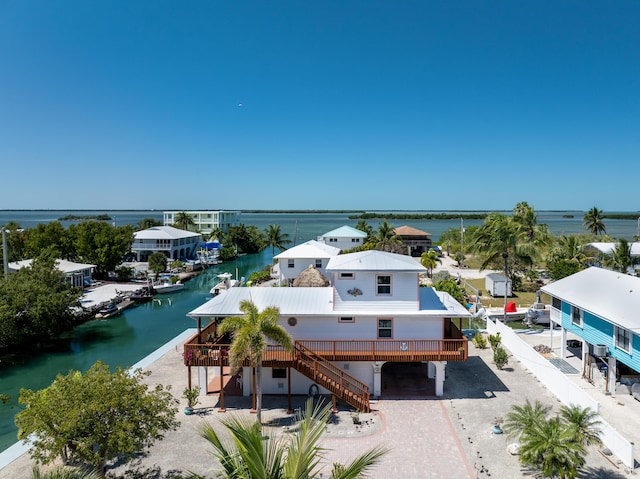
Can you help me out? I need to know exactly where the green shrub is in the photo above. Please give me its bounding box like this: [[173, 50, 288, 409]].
[[248, 267, 272, 285], [493, 346, 509, 370], [488, 332, 502, 350], [472, 333, 487, 349]]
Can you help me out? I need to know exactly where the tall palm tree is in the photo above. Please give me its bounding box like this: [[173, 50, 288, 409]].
[[470, 213, 533, 320], [605, 238, 639, 274], [194, 399, 387, 479], [355, 220, 374, 242], [503, 399, 551, 440], [583, 207, 606, 236], [218, 300, 293, 424], [520, 416, 586, 479], [513, 202, 551, 251], [367, 220, 403, 253], [420, 249, 441, 277], [264, 224, 291, 264], [559, 404, 602, 448], [173, 211, 196, 231]]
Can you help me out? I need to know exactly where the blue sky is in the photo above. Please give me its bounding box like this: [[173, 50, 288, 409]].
[[0, 1, 638, 211]]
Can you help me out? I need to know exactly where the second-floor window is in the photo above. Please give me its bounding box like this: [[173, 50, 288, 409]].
[[288, 259, 295, 269], [315, 259, 322, 268], [615, 326, 631, 352], [377, 275, 391, 295], [552, 296, 561, 310], [571, 306, 583, 327]]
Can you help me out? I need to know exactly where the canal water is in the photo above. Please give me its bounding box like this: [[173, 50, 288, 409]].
[[1, 210, 639, 452], [0, 251, 271, 453]]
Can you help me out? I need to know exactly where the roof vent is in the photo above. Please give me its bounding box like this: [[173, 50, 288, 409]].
[[593, 344, 608, 357]]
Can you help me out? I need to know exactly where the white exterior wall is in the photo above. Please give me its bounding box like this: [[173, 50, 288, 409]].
[[332, 271, 420, 311], [279, 315, 443, 341], [278, 258, 329, 285], [163, 210, 240, 234], [318, 236, 363, 251]]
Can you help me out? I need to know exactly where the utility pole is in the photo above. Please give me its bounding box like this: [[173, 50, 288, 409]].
[[460, 218, 465, 258]]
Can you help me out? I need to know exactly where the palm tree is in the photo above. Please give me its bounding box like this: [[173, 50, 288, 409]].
[[559, 404, 602, 448], [209, 226, 223, 242], [520, 416, 586, 479], [470, 213, 533, 320], [195, 399, 387, 479], [513, 202, 551, 251], [355, 220, 374, 242], [264, 224, 291, 264], [503, 399, 551, 440], [173, 211, 196, 231], [367, 220, 403, 253], [583, 207, 606, 236], [218, 300, 293, 424], [420, 249, 441, 277], [605, 238, 639, 274]]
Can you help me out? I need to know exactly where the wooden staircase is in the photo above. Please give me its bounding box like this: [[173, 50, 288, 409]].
[[293, 342, 370, 412]]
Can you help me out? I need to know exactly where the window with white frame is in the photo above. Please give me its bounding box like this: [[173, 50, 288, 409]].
[[315, 259, 322, 268], [615, 326, 631, 352], [571, 306, 583, 327], [551, 296, 561, 310], [378, 318, 393, 338], [287, 259, 294, 269], [339, 317, 354, 323], [339, 272, 354, 279], [377, 275, 391, 295]]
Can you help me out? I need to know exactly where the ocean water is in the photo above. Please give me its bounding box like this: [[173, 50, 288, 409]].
[[1, 209, 639, 241]]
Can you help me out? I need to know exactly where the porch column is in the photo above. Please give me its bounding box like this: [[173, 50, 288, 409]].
[[427, 362, 436, 379], [433, 361, 447, 397], [560, 327, 567, 359], [607, 356, 617, 395], [198, 366, 208, 394], [372, 362, 382, 397]]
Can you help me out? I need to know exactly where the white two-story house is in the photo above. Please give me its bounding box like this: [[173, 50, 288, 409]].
[[185, 250, 470, 411], [272, 240, 341, 286], [131, 226, 202, 262], [317, 225, 368, 251]]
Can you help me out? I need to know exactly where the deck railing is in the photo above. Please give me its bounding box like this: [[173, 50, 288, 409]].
[[183, 337, 467, 367]]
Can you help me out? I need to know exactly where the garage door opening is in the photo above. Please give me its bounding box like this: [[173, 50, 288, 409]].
[[381, 362, 435, 398]]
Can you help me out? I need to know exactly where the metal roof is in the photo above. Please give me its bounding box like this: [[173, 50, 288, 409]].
[[8, 259, 96, 273], [541, 267, 640, 331], [274, 240, 341, 259], [187, 285, 469, 319], [320, 225, 368, 238], [134, 226, 202, 240], [327, 250, 427, 272]]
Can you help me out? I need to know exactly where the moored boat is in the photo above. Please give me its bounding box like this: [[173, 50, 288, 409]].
[[210, 272, 244, 296], [153, 278, 185, 294]]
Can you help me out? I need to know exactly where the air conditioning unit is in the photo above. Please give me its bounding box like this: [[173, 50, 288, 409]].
[[593, 344, 608, 357]]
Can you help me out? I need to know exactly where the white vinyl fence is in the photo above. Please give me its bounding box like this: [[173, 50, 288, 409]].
[[486, 319, 634, 469]]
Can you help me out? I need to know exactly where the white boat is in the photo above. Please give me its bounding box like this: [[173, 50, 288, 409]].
[[153, 278, 185, 294], [210, 272, 244, 296], [483, 305, 528, 322]]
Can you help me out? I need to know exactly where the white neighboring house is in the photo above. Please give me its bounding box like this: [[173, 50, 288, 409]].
[[163, 210, 240, 235], [272, 240, 341, 285], [186, 250, 470, 410], [131, 226, 203, 262], [317, 225, 368, 251], [8, 259, 95, 288]]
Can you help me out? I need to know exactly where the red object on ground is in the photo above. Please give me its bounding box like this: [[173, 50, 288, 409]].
[[505, 301, 517, 312]]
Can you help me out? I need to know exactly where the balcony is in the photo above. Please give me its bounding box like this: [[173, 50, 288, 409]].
[[182, 322, 468, 368]]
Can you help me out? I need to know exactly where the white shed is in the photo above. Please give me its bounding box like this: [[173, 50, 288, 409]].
[[485, 273, 512, 297]]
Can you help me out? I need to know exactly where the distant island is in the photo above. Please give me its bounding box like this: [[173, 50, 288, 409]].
[[348, 212, 488, 220], [58, 214, 112, 221]]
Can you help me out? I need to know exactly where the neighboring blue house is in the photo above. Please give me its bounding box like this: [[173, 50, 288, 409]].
[[541, 267, 640, 393]]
